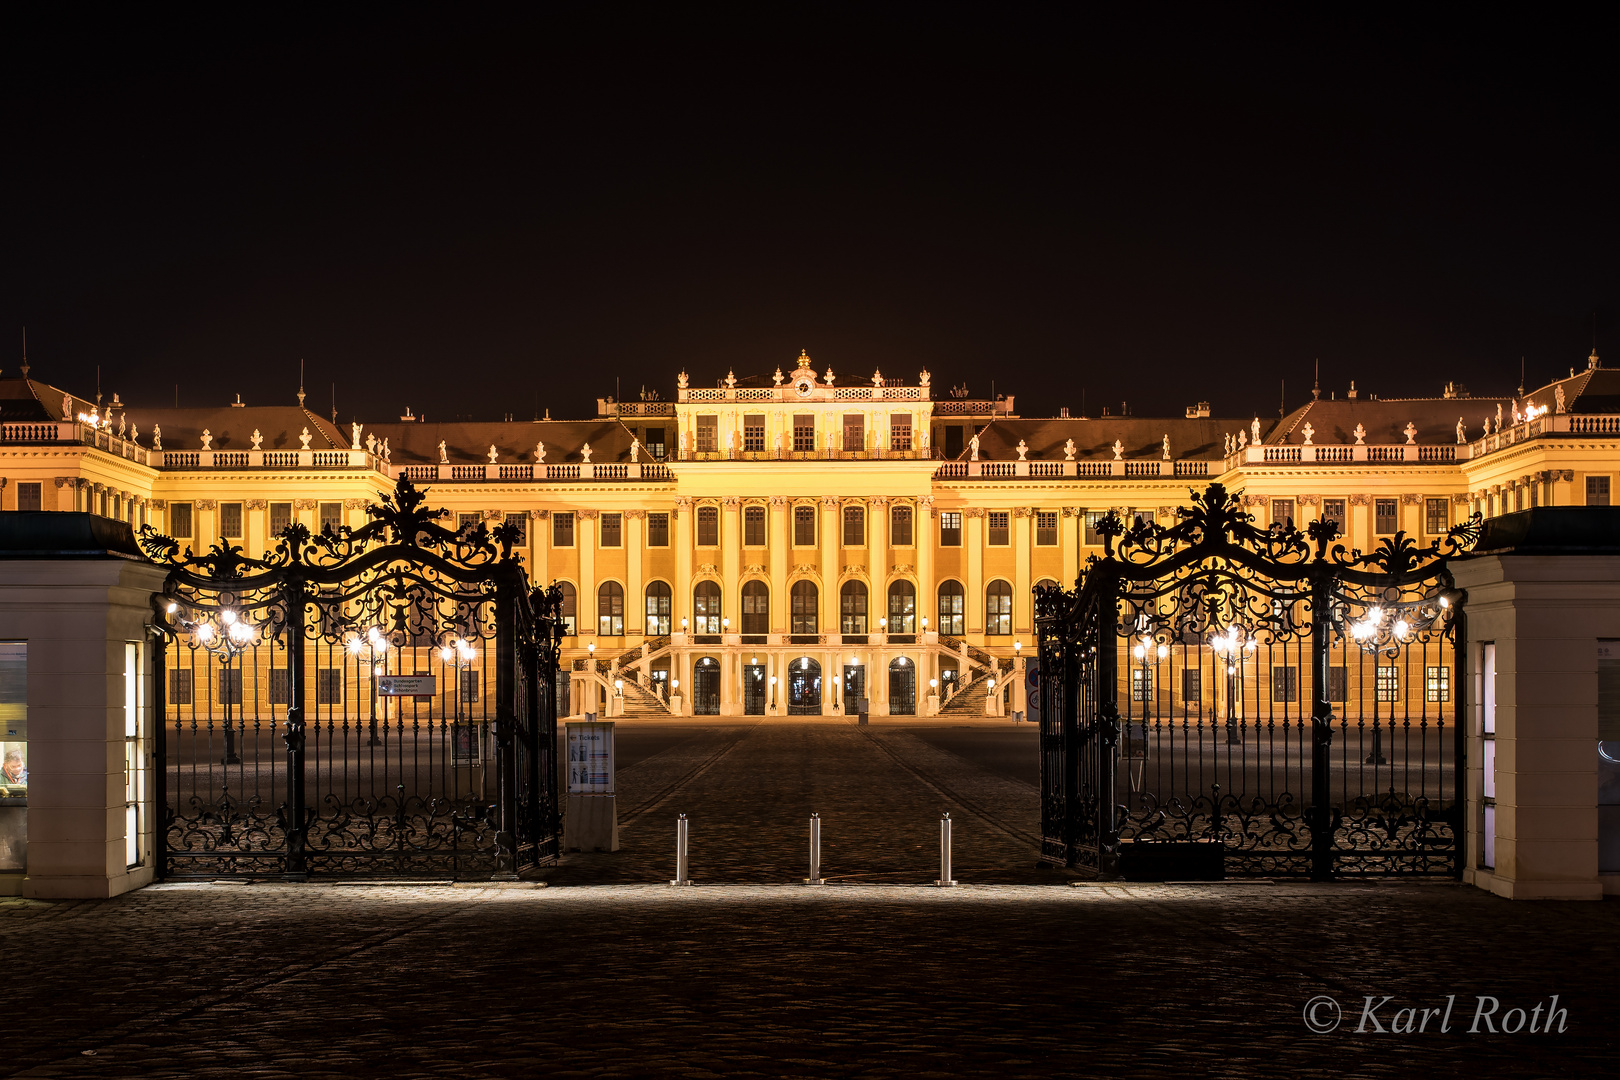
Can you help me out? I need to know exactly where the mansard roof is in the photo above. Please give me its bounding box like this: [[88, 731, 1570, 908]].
[[364, 419, 637, 465], [0, 377, 97, 424], [121, 406, 347, 451], [966, 416, 1257, 462], [1270, 394, 1514, 446]]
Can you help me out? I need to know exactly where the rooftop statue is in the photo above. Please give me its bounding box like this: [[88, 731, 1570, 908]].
[[1162, 434, 1170, 460], [351, 422, 362, 450], [724, 370, 737, 389], [152, 425, 162, 451], [251, 428, 264, 450], [969, 433, 980, 461], [1112, 439, 1124, 460], [61, 393, 71, 421], [630, 439, 640, 463], [1556, 385, 1567, 413], [1251, 417, 1261, 445], [381, 438, 390, 464], [824, 366, 836, 387], [1301, 422, 1314, 446], [366, 432, 376, 454], [535, 441, 545, 463], [1064, 438, 1076, 460], [299, 427, 312, 450], [488, 444, 499, 464], [200, 429, 212, 450], [1015, 439, 1028, 461], [919, 368, 931, 388], [772, 368, 784, 386], [1404, 422, 1418, 444], [118, 413, 126, 438], [1456, 417, 1466, 444], [872, 369, 885, 387], [439, 439, 449, 464], [677, 370, 689, 390], [1352, 423, 1366, 445], [581, 442, 593, 463]]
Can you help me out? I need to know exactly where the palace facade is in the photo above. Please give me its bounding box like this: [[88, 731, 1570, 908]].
[[2, 348, 1616, 718]]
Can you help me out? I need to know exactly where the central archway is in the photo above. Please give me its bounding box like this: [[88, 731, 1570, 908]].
[[787, 656, 821, 715]]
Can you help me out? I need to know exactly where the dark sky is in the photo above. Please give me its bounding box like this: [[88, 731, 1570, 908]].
[[4, 9, 1617, 422]]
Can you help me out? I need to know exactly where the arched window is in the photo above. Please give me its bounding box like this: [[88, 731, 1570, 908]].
[[741, 580, 769, 635], [693, 581, 722, 634], [886, 580, 916, 634], [645, 581, 672, 636], [1035, 578, 1059, 590], [937, 581, 965, 636], [558, 581, 577, 636], [986, 580, 1012, 636], [790, 580, 818, 635], [598, 581, 625, 637], [840, 580, 868, 635]]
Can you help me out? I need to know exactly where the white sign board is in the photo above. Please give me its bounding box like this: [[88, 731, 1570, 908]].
[[566, 721, 615, 794], [377, 675, 437, 697]]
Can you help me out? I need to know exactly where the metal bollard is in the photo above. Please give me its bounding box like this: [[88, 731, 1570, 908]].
[[935, 812, 957, 887], [670, 813, 692, 886], [805, 812, 825, 885]]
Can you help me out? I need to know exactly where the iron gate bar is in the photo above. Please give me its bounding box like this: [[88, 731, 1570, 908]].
[[1036, 483, 1479, 880], [142, 476, 563, 881]]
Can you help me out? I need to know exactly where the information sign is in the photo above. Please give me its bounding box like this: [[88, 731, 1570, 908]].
[[566, 722, 616, 794], [377, 675, 436, 697]]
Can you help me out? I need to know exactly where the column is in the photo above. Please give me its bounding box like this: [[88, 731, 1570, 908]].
[[868, 498, 888, 633], [917, 497, 936, 632], [1060, 506, 1080, 589], [626, 510, 645, 635], [966, 508, 985, 633], [818, 497, 839, 637], [769, 497, 789, 635], [577, 510, 598, 643], [721, 497, 741, 626], [674, 498, 693, 633], [246, 500, 268, 562], [1013, 506, 1032, 637], [530, 510, 550, 588]]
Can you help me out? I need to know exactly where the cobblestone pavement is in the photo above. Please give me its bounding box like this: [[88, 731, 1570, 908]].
[[3, 719, 1616, 1078]]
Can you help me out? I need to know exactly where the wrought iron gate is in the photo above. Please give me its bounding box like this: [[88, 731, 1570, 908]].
[[1036, 483, 1477, 880], [144, 477, 563, 880]]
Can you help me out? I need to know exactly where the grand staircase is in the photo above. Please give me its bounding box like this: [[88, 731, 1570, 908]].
[[937, 670, 1002, 716], [615, 678, 675, 719]]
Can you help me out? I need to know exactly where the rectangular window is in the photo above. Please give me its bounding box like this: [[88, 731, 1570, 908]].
[[270, 502, 292, 537], [1084, 511, 1107, 547], [16, 482, 41, 512], [460, 669, 480, 703], [170, 502, 194, 539], [1321, 499, 1346, 533], [1376, 665, 1399, 703], [503, 512, 528, 545], [1271, 499, 1294, 529], [647, 512, 670, 546], [843, 413, 865, 452], [939, 511, 961, 546], [1483, 641, 1497, 869], [890, 413, 912, 452], [891, 505, 913, 546], [987, 511, 1010, 545], [843, 506, 864, 547], [459, 512, 482, 537], [320, 502, 343, 535], [793, 414, 816, 452], [1132, 668, 1152, 702], [600, 513, 622, 547], [1, 643, 28, 872], [1375, 498, 1398, 534], [553, 512, 575, 547], [268, 669, 290, 706], [645, 427, 666, 460], [744, 506, 765, 546], [1182, 669, 1201, 702], [743, 413, 766, 453], [123, 641, 146, 868], [1425, 498, 1449, 535], [1587, 476, 1611, 506], [794, 506, 816, 545], [317, 668, 343, 705], [1326, 666, 1347, 703], [168, 668, 193, 706], [697, 506, 719, 546], [1426, 665, 1451, 703], [1271, 666, 1297, 703], [1036, 511, 1058, 546], [216, 667, 244, 705], [696, 415, 718, 453], [218, 502, 243, 539]]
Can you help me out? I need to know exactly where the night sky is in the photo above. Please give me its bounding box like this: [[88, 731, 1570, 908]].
[[4, 9, 1616, 423]]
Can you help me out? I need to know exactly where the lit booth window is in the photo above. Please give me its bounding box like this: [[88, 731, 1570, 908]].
[[0, 643, 25, 874]]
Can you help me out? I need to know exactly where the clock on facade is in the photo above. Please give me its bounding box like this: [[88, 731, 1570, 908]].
[[794, 377, 815, 397]]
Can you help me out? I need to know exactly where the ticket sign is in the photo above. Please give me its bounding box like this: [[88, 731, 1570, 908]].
[[377, 675, 437, 697], [566, 721, 615, 794]]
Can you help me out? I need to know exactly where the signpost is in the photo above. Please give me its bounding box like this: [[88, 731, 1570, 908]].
[[564, 720, 618, 851], [376, 674, 436, 697]]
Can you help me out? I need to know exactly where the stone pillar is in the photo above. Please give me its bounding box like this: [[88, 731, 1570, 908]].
[[868, 498, 888, 630], [1061, 506, 1080, 591], [577, 511, 598, 642], [721, 498, 740, 629], [529, 510, 550, 588], [769, 498, 789, 634], [818, 497, 838, 635], [966, 508, 985, 633], [1013, 507, 1032, 637], [674, 499, 693, 633], [626, 510, 645, 635], [917, 497, 935, 632]]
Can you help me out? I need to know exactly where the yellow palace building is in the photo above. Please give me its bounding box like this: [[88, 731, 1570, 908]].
[[2, 348, 1616, 719]]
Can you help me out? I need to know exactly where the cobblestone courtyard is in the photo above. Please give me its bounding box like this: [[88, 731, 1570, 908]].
[[4, 720, 1617, 1078]]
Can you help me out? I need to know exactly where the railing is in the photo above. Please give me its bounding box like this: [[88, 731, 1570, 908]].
[[981, 462, 1015, 477], [686, 388, 726, 402], [595, 464, 629, 480], [1418, 445, 1456, 463], [1366, 446, 1404, 463], [1123, 461, 1161, 477], [608, 401, 677, 416], [450, 465, 484, 480], [546, 464, 581, 480], [499, 464, 534, 480], [1028, 461, 1064, 477], [1076, 461, 1111, 477], [164, 451, 200, 467], [0, 420, 154, 465], [214, 451, 250, 466], [1315, 446, 1353, 463], [931, 399, 1013, 415], [1263, 446, 1301, 463], [1173, 460, 1209, 477], [735, 388, 773, 401], [641, 463, 674, 480], [403, 464, 437, 480], [1, 421, 65, 441], [264, 451, 300, 467], [156, 448, 376, 470], [934, 462, 968, 478], [311, 451, 348, 466], [1568, 414, 1620, 435]]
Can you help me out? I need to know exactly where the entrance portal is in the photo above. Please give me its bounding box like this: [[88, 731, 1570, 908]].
[[788, 657, 821, 714], [743, 664, 767, 715], [888, 658, 916, 715], [843, 664, 865, 715], [693, 657, 720, 715]]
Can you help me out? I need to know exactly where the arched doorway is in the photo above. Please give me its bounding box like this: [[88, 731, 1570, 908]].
[[888, 656, 917, 716], [692, 656, 721, 715], [788, 656, 821, 715]]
